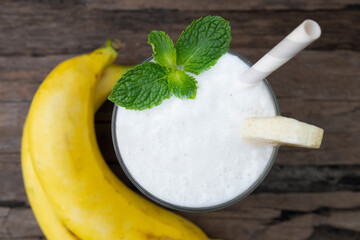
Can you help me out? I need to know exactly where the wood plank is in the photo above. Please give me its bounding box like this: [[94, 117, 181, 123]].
[[1, 98, 359, 165], [0, 103, 29, 153], [86, 0, 360, 11], [0, 55, 70, 102], [1, 102, 357, 165], [257, 165, 360, 193], [277, 131, 360, 165], [3, 153, 360, 204], [181, 192, 360, 239], [1, 50, 358, 104], [242, 50, 360, 101], [0, 4, 358, 56], [0, 153, 20, 164], [256, 212, 360, 240], [309, 225, 360, 240], [184, 211, 360, 240], [235, 191, 360, 211], [2, 0, 359, 11], [0, 0, 358, 238], [1, 192, 359, 239], [0, 162, 27, 204], [277, 99, 360, 132], [0, 207, 43, 239], [0, 238, 45, 240]]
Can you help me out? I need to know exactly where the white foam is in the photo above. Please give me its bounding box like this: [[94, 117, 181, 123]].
[[115, 53, 277, 208]]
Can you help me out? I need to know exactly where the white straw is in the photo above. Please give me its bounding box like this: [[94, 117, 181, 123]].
[[240, 19, 321, 86]]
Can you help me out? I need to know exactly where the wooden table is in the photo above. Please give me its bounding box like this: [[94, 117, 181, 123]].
[[0, 0, 359, 239]]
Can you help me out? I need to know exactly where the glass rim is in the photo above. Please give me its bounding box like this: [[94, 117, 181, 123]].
[[111, 49, 281, 212]]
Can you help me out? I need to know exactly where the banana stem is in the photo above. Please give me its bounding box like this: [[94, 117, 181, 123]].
[[104, 39, 123, 52]]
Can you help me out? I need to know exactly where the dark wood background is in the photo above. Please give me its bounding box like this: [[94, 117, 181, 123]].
[[0, 0, 359, 239]]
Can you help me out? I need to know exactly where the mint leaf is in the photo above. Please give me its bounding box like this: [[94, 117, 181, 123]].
[[148, 31, 176, 68], [110, 15, 233, 110], [168, 69, 197, 99], [176, 16, 231, 75], [108, 62, 172, 110]]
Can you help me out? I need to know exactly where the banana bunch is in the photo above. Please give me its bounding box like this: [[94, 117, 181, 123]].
[[22, 40, 209, 240]]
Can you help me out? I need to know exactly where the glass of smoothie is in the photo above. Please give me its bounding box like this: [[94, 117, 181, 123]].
[[112, 50, 279, 211], [110, 18, 322, 212]]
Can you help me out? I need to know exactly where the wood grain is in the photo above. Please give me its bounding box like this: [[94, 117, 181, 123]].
[[1, 48, 358, 165], [0, 207, 43, 239], [0, 0, 359, 239], [1, 192, 359, 239], [0, 3, 359, 57], [86, 0, 360, 11], [2, 102, 358, 165], [182, 192, 360, 239], [1, 50, 359, 103], [2, 158, 360, 204]]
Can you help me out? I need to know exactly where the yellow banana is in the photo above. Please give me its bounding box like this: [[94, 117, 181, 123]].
[[22, 63, 133, 240], [94, 64, 134, 110], [22, 129, 79, 239], [25, 41, 209, 239]]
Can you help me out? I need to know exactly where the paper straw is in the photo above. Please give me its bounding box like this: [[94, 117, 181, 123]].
[[240, 19, 321, 86]]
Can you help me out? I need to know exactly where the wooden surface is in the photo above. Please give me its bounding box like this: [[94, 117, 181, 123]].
[[0, 0, 359, 239]]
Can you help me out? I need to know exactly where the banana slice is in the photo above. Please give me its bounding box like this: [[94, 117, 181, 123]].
[[241, 116, 324, 148]]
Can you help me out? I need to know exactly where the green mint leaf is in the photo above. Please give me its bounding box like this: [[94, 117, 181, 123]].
[[108, 62, 172, 110], [168, 69, 197, 99], [148, 30, 177, 68], [175, 16, 231, 75]]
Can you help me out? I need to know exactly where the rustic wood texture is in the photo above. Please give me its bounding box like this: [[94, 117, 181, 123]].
[[86, 0, 360, 11], [0, 0, 359, 239]]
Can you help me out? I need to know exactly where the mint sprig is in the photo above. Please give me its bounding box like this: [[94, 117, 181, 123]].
[[176, 16, 232, 75], [109, 16, 231, 110], [148, 31, 176, 68], [108, 62, 171, 110], [168, 69, 197, 99]]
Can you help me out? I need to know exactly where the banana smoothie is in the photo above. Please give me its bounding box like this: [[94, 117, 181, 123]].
[[113, 52, 278, 209]]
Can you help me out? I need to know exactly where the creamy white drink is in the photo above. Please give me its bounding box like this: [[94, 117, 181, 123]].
[[114, 52, 277, 208]]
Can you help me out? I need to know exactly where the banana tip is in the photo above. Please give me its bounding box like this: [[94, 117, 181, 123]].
[[110, 39, 123, 51]]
